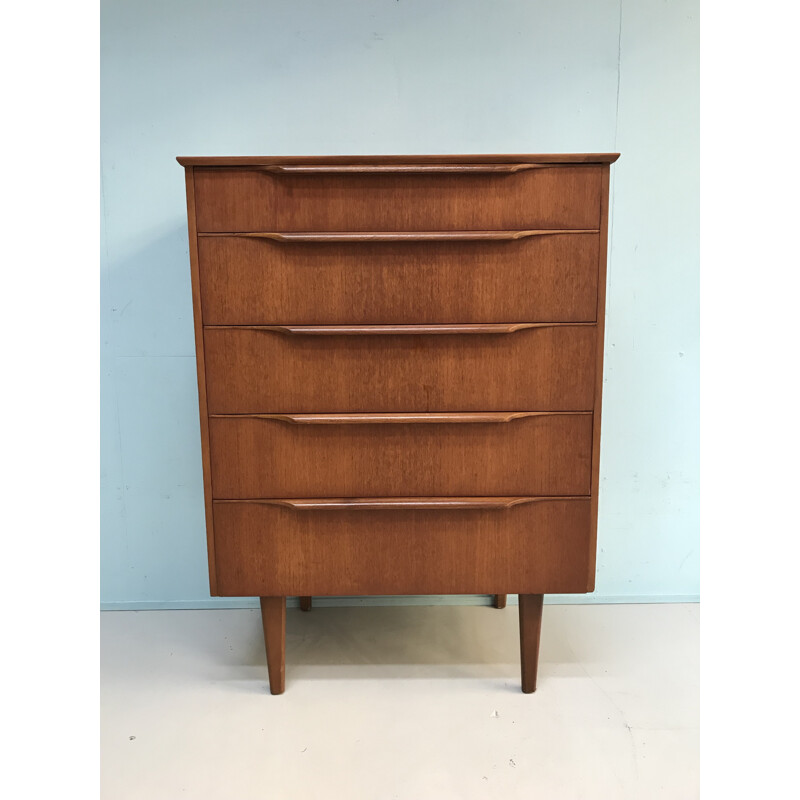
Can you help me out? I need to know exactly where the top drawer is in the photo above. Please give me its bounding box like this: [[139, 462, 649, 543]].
[[193, 165, 603, 232]]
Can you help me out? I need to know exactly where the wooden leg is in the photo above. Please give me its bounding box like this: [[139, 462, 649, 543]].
[[493, 594, 507, 609], [299, 596, 312, 612], [519, 594, 544, 693], [259, 596, 286, 695]]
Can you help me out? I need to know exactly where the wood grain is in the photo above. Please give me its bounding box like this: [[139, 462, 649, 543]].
[[203, 324, 597, 413], [519, 594, 544, 693], [207, 412, 592, 498], [183, 167, 218, 595], [259, 596, 285, 695], [179, 153, 619, 693], [192, 166, 603, 232], [197, 232, 600, 325], [214, 498, 592, 596]]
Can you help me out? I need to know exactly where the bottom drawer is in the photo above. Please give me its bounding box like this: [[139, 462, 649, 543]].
[[212, 497, 592, 596]]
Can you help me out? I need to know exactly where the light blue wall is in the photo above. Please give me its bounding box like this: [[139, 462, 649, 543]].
[[101, 0, 699, 608]]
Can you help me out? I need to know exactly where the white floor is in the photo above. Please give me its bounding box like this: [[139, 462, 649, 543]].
[[101, 602, 698, 799]]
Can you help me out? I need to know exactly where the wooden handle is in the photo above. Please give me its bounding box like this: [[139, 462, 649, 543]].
[[216, 497, 556, 510], [198, 230, 598, 243], [256, 163, 552, 174], [210, 412, 590, 424], [207, 323, 585, 336]]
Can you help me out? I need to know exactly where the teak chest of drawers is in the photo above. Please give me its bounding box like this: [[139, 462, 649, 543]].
[[178, 153, 619, 694]]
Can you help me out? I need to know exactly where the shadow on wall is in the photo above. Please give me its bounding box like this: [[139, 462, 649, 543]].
[[105, 223, 196, 358], [102, 223, 210, 603]]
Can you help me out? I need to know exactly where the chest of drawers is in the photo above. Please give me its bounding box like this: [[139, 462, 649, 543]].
[[178, 153, 619, 694]]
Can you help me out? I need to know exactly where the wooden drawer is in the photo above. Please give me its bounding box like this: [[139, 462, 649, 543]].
[[208, 412, 593, 498], [193, 165, 603, 232], [197, 232, 600, 325], [203, 323, 596, 413], [212, 497, 592, 596]]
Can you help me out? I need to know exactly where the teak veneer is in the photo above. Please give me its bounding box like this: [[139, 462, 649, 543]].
[[179, 153, 618, 694]]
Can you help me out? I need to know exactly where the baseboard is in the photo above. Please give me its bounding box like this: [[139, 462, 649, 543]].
[[100, 593, 700, 611]]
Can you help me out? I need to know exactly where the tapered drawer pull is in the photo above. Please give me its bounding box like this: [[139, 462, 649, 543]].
[[198, 230, 598, 243], [210, 412, 591, 425], [214, 497, 582, 511], [206, 323, 592, 336], [256, 163, 554, 174]]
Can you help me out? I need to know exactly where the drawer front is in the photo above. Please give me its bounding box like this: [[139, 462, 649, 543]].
[[213, 498, 592, 596], [208, 412, 592, 498], [198, 233, 600, 325], [193, 166, 603, 232], [203, 324, 596, 413]]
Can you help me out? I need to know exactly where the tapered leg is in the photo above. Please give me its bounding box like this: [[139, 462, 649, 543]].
[[493, 594, 507, 609], [259, 596, 286, 695], [519, 594, 544, 693], [299, 596, 312, 612]]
